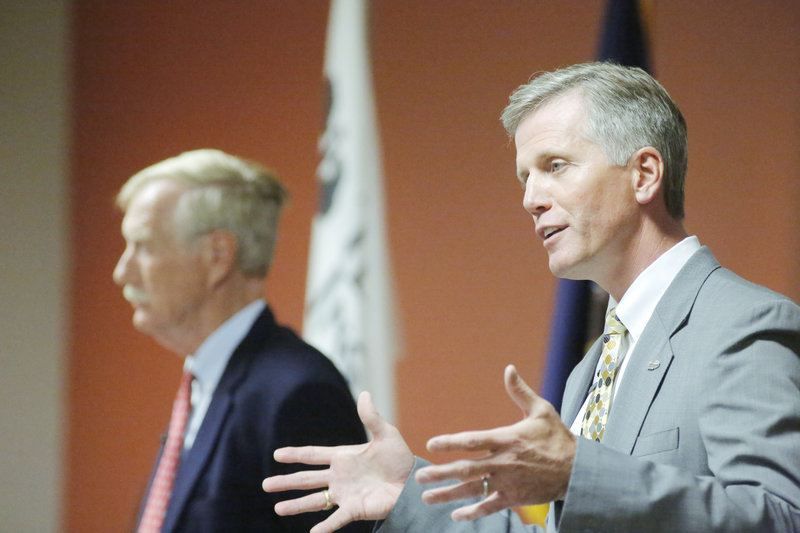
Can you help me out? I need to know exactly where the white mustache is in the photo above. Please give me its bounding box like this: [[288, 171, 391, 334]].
[[123, 285, 150, 305]]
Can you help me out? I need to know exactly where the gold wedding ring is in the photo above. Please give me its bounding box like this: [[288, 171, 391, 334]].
[[322, 488, 334, 511], [482, 476, 490, 499]]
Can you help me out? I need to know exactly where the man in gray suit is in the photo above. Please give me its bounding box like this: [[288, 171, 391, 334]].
[[262, 62, 800, 532]]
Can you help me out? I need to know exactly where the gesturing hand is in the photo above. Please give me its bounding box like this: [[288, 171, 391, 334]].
[[415, 364, 576, 522], [262, 391, 415, 533]]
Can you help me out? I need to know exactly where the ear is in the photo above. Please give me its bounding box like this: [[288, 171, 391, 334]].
[[630, 146, 664, 206], [200, 229, 239, 287]]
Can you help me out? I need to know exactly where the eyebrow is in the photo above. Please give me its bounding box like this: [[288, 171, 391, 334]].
[[121, 224, 151, 242]]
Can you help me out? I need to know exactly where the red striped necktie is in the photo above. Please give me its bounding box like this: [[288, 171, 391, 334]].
[[137, 370, 193, 533]]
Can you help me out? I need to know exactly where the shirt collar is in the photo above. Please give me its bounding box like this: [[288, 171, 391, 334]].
[[611, 236, 701, 342], [184, 299, 266, 396]]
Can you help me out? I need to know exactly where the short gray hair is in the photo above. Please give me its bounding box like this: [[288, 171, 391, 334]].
[[501, 62, 687, 219], [117, 148, 289, 277]]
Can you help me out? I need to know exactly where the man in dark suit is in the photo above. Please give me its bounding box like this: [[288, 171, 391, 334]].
[[114, 148, 372, 532], [261, 62, 800, 532]]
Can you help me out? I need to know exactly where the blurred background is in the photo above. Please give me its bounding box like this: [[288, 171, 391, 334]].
[[2, 0, 798, 531]]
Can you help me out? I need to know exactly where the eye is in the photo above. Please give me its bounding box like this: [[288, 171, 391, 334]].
[[128, 239, 152, 256], [549, 159, 568, 173]]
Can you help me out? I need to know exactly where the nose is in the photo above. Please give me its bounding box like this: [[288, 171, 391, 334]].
[[522, 174, 550, 218], [113, 246, 132, 287]]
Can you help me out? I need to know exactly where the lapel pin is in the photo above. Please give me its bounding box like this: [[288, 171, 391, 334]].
[[647, 360, 660, 371]]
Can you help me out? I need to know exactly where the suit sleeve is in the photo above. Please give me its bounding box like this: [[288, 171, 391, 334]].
[[272, 380, 366, 450], [556, 299, 800, 532], [377, 458, 543, 533]]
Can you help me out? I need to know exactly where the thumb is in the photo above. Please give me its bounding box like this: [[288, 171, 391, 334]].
[[356, 391, 388, 437], [504, 364, 539, 416]]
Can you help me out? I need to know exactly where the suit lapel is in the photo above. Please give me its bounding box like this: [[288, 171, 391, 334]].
[[160, 308, 277, 533], [560, 337, 603, 426], [161, 394, 234, 532], [602, 323, 673, 453], [601, 247, 721, 453]]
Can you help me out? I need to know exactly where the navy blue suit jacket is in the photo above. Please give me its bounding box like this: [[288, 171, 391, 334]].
[[143, 306, 371, 532]]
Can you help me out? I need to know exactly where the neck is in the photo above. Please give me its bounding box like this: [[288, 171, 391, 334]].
[[603, 218, 687, 302], [156, 277, 266, 355]]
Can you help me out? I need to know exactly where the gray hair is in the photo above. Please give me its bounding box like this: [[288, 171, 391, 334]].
[[116, 148, 289, 277], [501, 62, 687, 219]]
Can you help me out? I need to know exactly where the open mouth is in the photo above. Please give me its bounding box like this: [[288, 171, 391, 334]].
[[543, 227, 565, 239], [123, 285, 150, 305]]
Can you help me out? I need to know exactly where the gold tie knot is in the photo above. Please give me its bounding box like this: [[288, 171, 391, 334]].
[[605, 309, 627, 336]]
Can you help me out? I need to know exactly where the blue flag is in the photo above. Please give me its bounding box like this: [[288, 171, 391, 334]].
[[540, 279, 595, 412], [598, 0, 652, 71]]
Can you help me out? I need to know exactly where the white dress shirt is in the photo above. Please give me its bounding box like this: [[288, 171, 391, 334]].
[[569, 236, 702, 435], [182, 299, 267, 449]]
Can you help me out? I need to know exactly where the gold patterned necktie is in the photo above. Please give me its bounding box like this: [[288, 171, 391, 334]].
[[581, 308, 627, 442]]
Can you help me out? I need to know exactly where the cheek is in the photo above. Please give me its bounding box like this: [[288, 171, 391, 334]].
[[163, 260, 207, 300], [140, 261, 167, 292], [563, 191, 600, 233], [583, 185, 631, 225], [140, 263, 186, 306], [140, 248, 206, 300]]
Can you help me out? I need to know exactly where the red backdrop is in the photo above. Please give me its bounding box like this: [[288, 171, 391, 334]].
[[67, 1, 799, 530]]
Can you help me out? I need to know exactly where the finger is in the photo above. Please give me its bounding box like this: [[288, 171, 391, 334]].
[[450, 492, 508, 522], [415, 456, 492, 485], [273, 490, 329, 516], [504, 364, 539, 417], [426, 427, 508, 454], [273, 445, 336, 466], [420, 477, 485, 505], [262, 469, 328, 492], [310, 509, 354, 533]]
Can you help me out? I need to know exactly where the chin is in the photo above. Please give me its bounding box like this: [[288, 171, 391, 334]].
[[548, 258, 573, 279], [132, 313, 157, 336], [548, 258, 587, 281]]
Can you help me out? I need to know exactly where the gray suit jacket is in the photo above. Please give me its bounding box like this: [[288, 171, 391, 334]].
[[378, 247, 800, 532]]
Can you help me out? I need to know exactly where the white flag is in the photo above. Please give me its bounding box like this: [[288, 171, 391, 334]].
[[303, 0, 398, 423]]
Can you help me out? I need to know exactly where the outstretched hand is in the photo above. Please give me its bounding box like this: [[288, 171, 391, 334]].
[[415, 365, 576, 522], [262, 391, 415, 533]]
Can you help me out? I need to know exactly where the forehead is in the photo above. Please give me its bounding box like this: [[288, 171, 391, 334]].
[[121, 179, 185, 238], [514, 92, 588, 150]]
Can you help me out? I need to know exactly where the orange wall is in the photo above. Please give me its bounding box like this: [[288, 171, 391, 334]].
[[68, 1, 799, 531]]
